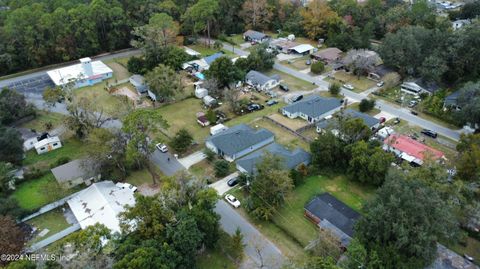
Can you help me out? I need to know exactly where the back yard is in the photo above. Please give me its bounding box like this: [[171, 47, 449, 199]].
[[26, 208, 71, 244], [23, 138, 89, 169], [20, 110, 65, 133]]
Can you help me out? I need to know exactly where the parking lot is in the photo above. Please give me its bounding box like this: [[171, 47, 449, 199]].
[[7, 74, 55, 95]]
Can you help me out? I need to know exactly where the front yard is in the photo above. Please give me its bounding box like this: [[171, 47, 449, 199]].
[[347, 102, 381, 117], [265, 70, 317, 92], [325, 71, 376, 92], [227, 173, 375, 257], [280, 55, 312, 71]]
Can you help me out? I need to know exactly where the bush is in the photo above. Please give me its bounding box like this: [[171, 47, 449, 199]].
[[22, 167, 48, 181], [169, 129, 194, 154], [310, 61, 325, 74], [127, 57, 146, 75], [204, 148, 216, 162], [214, 160, 230, 177], [213, 41, 223, 50], [359, 98, 376, 112], [205, 109, 217, 123], [329, 83, 341, 96]]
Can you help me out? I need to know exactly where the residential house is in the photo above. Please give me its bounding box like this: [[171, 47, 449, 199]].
[[401, 79, 439, 96], [34, 136, 62, 155], [245, 70, 281, 92], [182, 52, 224, 74], [288, 44, 315, 55], [444, 91, 461, 110], [236, 143, 310, 175], [47, 58, 113, 89], [129, 75, 157, 101], [316, 109, 381, 133], [206, 124, 274, 162], [67, 181, 136, 233], [452, 19, 470, 30], [16, 128, 40, 151], [281, 95, 343, 123], [312, 48, 343, 64], [51, 159, 101, 189], [304, 193, 361, 247], [269, 38, 299, 53], [383, 134, 445, 166], [243, 30, 270, 43]]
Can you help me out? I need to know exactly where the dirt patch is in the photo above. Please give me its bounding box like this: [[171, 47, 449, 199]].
[[113, 86, 139, 101], [137, 184, 160, 197], [268, 113, 308, 131]]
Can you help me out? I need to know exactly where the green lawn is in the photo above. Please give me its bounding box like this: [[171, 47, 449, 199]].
[[156, 98, 210, 142], [20, 110, 65, 133], [326, 71, 376, 92], [189, 159, 216, 182], [265, 70, 317, 92], [12, 173, 75, 211], [250, 118, 309, 151], [187, 44, 235, 58], [73, 82, 133, 119], [449, 236, 480, 266], [27, 208, 70, 244], [228, 173, 375, 256], [280, 55, 312, 71], [229, 34, 246, 45], [225, 101, 282, 127], [106, 61, 131, 81], [124, 166, 163, 187], [23, 138, 89, 169]]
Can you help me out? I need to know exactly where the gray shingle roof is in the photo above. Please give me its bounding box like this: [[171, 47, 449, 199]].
[[305, 193, 360, 238], [282, 95, 342, 119], [246, 70, 279, 86], [236, 143, 311, 174], [244, 30, 268, 41], [206, 124, 274, 156], [343, 109, 380, 128], [51, 159, 95, 183], [444, 91, 460, 106]]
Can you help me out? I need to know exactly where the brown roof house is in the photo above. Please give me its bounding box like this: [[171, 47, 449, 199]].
[[312, 48, 343, 63]]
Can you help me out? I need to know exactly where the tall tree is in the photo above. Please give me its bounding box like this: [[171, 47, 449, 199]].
[[131, 13, 179, 50], [241, 0, 273, 30], [355, 172, 459, 268], [122, 109, 169, 185], [205, 57, 244, 89], [0, 127, 23, 164], [455, 133, 480, 182], [183, 0, 219, 46], [301, 0, 341, 40], [247, 153, 294, 220], [0, 216, 26, 267], [145, 64, 183, 102], [0, 88, 35, 125], [454, 81, 480, 128]]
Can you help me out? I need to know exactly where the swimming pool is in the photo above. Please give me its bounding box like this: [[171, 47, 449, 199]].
[[195, 72, 205, 80]]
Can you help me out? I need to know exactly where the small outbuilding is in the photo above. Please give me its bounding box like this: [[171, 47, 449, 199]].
[[34, 136, 62, 155], [210, 124, 229, 136], [51, 159, 101, 189], [203, 95, 217, 107], [288, 44, 315, 55]]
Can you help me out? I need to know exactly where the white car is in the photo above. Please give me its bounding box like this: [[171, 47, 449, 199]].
[[343, 84, 354, 90], [156, 143, 168, 153], [225, 194, 241, 208], [376, 81, 384, 87]]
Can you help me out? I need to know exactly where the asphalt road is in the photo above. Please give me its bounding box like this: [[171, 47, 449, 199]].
[[222, 42, 462, 141], [214, 200, 284, 269], [149, 149, 185, 176]]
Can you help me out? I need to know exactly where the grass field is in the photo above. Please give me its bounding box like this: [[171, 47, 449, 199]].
[[225, 101, 283, 127], [326, 71, 376, 92], [347, 102, 381, 116], [250, 118, 309, 151], [187, 44, 235, 58], [280, 55, 312, 71], [265, 70, 317, 92], [73, 83, 133, 119], [156, 98, 210, 142], [27, 208, 70, 244], [228, 173, 374, 256], [125, 166, 164, 187], [106, 61, 131, 81], [12, 173, 75, 211], [23, 138, 89, 169], [20, 110, 65, 133], [189, 159, 216, 182]]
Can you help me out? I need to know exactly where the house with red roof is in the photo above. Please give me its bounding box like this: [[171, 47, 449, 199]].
[[383, 134, 445, 166]]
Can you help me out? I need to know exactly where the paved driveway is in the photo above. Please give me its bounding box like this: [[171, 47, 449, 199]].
[[214, 200, 284, 269], [178, 151, 206, 169], [209, 172, 239, 195], [149, 149, 185, 176]]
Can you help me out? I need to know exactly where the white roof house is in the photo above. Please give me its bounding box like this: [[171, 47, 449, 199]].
[[34, 136, 62, 154], [67, 181, 136, 234], [47, 57, 113, 88], [183, 46, 201, 56], [289, 44, 315, 54]]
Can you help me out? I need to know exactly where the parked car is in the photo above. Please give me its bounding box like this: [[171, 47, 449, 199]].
[[376, 81, 384, 87], [266, 99, 278, 106], [393, 117, 401, 124], [421, 129, 438, 138], [247, 103, 264, 112], [291, 94, 303, 103], [464, 254, 474, 262], [279, 84, 289, 92], [410, 110, 418, 116], [408, 100, 417, 108], [225, 194, 241, 208], [305, 59, 312, 65], [227, 177, 239, 187], [156, 143, 168, 153], [343, 84, 354, 90]]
